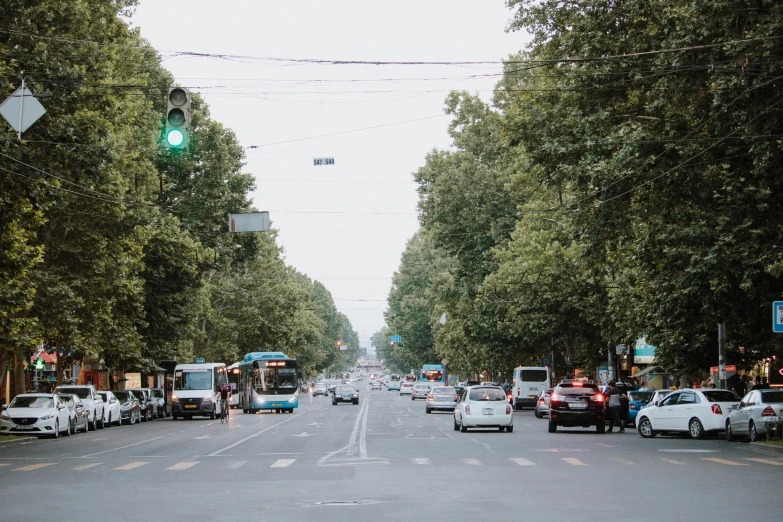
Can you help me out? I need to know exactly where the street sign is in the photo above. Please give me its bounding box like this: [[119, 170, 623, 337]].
[[616, 344, 626, 355], [0, 85, 46, 135], [195, 357, 205, 363], [33, 357, 45, 370], [774, 301, 783, 332], [389, 335, 402, 343], [229, 212, 270, 233], [541, 357, 552, 367], [313, 157, 335, 166]]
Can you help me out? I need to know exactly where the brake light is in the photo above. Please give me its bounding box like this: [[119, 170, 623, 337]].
[[761, 406, 776, 417], [629, 404, 637, 410], [594, 394, 604, 403], [465, 405, 471, 415], [573, 382, 583, 387], [455, 395, 460, 401], [427, 396, 434, 402], [538, 398, 545, 404], [711, 404, 723, 414], [551, 393, 560, 402], [506, 404, 511, 414], [507, 393, 512, 400]]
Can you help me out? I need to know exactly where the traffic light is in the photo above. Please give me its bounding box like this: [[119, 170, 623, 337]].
[[165, 87, 191, 149]]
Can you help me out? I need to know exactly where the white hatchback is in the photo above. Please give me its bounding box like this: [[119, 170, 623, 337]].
[[453, 386, 514, 432], [0, 393, 72, 438], [636, 388, 741, 439]]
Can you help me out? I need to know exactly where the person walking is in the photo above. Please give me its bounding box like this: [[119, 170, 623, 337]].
[[606, 381, 628, 433]]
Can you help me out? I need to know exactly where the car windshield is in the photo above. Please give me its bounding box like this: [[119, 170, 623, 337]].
[[130, 390, 145, 400], [556, 386, 598, 395], [56, 387, 91, 399], [98, 393, 110, 400], [629, 391, 654, 402], [702, 390, 740, 402], [112, 392, 130, 402], [468, 388, 506, 401], [336, 386, 355, 393], [761, 391, 783, 403], [402, 383, 412, 387], [432, 387, 455, 395], [518, 370, 548, 381], [10, 396, 54, 408], [174, 369, 212, 391]]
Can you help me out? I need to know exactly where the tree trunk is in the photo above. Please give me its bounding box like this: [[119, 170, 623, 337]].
[[14, 347, 26, 395], [55, 339, 63, 386]]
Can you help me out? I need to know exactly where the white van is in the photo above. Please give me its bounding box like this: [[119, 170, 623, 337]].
[[513, 366, 551, 410], [171, 362, 227, 420]]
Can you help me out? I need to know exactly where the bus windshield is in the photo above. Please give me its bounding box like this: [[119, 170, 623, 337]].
[[174, 369, 212, 391], [422, 370, 443, 381], [253, 367, 297, 392], [390, 375, 401, 382]]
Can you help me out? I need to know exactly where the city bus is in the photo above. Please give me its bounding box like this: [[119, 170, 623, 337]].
[[227, 362, 241, 409], [238, 352, 301, 414], [420, 364, 446, 384], [388, 374, 402, 391], [513, 366, 551, 410], [171, 362, 228, 420]]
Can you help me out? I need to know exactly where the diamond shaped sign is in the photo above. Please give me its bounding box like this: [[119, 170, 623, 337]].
[[0, 86, 46, 134]]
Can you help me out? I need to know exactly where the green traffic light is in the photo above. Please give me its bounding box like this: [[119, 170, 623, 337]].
[[166, 128, 185, 147]]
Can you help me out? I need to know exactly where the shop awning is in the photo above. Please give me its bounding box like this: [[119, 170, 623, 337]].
[[30, 351, 57, 364]]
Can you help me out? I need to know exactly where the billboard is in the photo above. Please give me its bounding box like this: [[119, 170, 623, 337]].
[[634, 338, 657, 364]]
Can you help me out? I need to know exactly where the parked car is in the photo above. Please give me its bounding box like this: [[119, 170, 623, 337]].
[[148, 388, 167, 418], [411, 383, 433, 400], [128, 389, 155, 422], [549, 380, 605, 433], [642, 389, 674, 410], [0, 393, 72, 438], [400, 382, 414, 395], [627, 390, 657, 427], [53, 385, 105, 430], [97, 391, 122, 426], [454, 385, 514, 432], [313, 382, 330, 397], [111, 390, 141, 425], [534, 389, 553, 419], [332, 385, 359, 405], [635, 389, 741, 439], [726, 389, 783, 442], [57, 393, 89, 433], [426, 386, 459, 414]]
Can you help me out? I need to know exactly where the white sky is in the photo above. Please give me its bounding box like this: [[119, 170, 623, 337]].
[[131, 1, 529, 348]]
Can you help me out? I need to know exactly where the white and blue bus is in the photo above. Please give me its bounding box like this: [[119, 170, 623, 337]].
[[420, 364, 446, 384], [238, 352, 301, 414]]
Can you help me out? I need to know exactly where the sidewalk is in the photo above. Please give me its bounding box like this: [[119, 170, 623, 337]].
[[749, 441, 783, 455]]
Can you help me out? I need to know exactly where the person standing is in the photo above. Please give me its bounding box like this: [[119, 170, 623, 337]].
[[606, 381, 627, 433], [732, 376, 747, 397]]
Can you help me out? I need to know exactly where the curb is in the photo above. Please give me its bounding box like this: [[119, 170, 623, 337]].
[[0, 436, 37, 448], [749, 442, 783, 455]]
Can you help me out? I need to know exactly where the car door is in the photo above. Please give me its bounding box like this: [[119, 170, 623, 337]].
[[743, 391, 760, 433], [730, 392, 753, 434], [654, 392, 681, 430], [56, 397, 70, 430], [672, 391, 699, 431]]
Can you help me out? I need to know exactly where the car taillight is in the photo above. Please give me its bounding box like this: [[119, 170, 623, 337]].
[[507, 393, 512, 400], [711, 404, 723, 414], [506, 405, 511, 415], [629, 404, 637, 410], [427, 396, 434, 402], [538, 398, 545, 404], [454, 395, 460, 401], [761, 406, 776, 417], [465, 405, 471, 415], [551, 393, 560, 402], [594, 394, 604, 403]]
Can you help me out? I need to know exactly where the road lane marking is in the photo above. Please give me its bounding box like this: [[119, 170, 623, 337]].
[[74, 463, 103, 471], [510, 458, 535, 467], [167, 461, 199, 471], [661, 458, 685, 465], [13, 463, 56, 471], [595, 443, 614, 448], [319, 396, 370, 465], [659, 449, 718, 453], [701, 458, 747, 466], [270, 459, 296, 468], [114, 462, 149, 470], [744, 458, 783, 466], [411, 458, 430, 465], [561, 458, 586, 466], [463, 458, 481, 465], [209, 413, 303, 457], [612, 458, 635, 465], [228, 461, 247, 469], [0, 463, 10, 467]]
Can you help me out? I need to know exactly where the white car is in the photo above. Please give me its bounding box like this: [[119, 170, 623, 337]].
[[635, 388, 741, 439], [54, 385, 105, 430], [411, 383, 433, 400], [640, 389, 674, 410], [97, 391, 122, 426], [726, 388, 783, 442], [0, 393, 73, 438], [399, 382, 414, 395], [453, 386, 514, 432], [370, 380, 382, 391]]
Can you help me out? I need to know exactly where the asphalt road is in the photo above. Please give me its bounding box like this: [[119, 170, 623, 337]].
[[2, 383, 782, 521]]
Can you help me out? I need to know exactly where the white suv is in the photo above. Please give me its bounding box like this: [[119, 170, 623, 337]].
[[54, 385, 105, 431]]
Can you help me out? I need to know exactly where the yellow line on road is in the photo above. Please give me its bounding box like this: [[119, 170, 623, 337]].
[[561, 458, 586, 466], [114, 462, 149, 470], [74, 463, 103, 471], [661, 458, 685, 465], [167, 461, 199, 471], [745, 458, 783, 466], [701, 458, 747, 466], [13, 463, 56, 471], [510, 458, 536, 466]]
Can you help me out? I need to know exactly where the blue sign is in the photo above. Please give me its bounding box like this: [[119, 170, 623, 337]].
[[195, 357, 205, 363], [389, 336, 402, 343], [774, 302, 783, 333], [541, 358, 552, 367]]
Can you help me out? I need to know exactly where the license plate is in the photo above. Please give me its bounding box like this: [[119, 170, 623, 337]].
[[15, 425, 34, 430], [528, 394, 537, 398], [569, 402, 587, 409], [272, 403, 282, 407], [184, 405, 197, 409], [482, 408, 494, 415]]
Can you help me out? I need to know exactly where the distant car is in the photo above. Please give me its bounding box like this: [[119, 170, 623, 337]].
[[149, 388, 167, 417], [56, 393, 89, 433], [54, 385, 105, 431], [636, 389, 741, 439], [0, 393, 72, 438], [426, 386, 459, 414], [400, 382, 414, 395], [534, 389, 553, 418], [548, 380, 605, 433], [642, 389, 674, 410], [128, 389, 155, 422], [454, 386, 514, 432], [97, 390, 122, 426], [726, 389, 783, 442], [411, 383, 433, 401], [313, 382, 329, 396], [370, 381, 382, 391], [111, 390, 141, 425], [332, 385, 359, 406], [627, 390, 657, 426]]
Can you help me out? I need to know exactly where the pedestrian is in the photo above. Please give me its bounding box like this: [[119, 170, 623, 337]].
[[732, 376, 747, 397], [751, 376, 764, 390], [606, 381, 628, 433]]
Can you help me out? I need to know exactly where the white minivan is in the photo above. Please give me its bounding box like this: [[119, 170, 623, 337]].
[[513, 366, 551, 410], [171, 362, 228, 420]]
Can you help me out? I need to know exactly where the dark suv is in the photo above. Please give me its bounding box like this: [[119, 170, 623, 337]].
[[548, 380, 605, 433]]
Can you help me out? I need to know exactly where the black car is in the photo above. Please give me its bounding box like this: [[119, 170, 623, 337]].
[[332, 385, 359, 405], [548, 380, 605, 433], [111, 391, 141, 425], [128, 389, 154, 422]]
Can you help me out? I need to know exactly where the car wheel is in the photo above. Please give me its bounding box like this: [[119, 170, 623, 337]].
[[534, 411, 542, 419], [426, 407, 431, 414], [689, 418, 705, 440], [749, 421, 759, 443], [548, 420, 557, 433], [64, 418, 71, 436], [209, 410, 215, 420], [637, 417, 656, 438], [52, 420, 59, 439], [506, 425, 513, 433], [460, 422, 468, 433], [596, 422, 605, 434], [147, 409, 153, 422], [726, 420, 736, 441], [453, 418, 459, 431], [88, 413, 96, 431], [499, 426, 505, 432]]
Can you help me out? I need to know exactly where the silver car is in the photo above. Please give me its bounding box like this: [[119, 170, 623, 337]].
[[411, 383, 433, 401], [426, 386, 459, 413], [726, 389, 783, 442], [534, 388, 553, 418]]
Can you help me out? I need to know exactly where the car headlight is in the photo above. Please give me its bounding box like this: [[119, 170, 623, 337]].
[[0, 412, 9, 420], [202, 395, 213, 402], [287, 396, 297, 403], [353, 394, 358, 398], [40, 414, 54, 420], [171, 395, 179, 402]]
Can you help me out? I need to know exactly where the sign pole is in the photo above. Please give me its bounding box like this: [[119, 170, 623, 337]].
[[718, 322, 726, 389], [17, 78, 24, 141]]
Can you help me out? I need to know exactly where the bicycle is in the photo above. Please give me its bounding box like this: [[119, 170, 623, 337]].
[[219, 400, 229, 424]]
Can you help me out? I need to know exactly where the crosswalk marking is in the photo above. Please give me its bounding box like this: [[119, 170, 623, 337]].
[[74, 463, 102, 471], [167, 461, 199, 471], [0, 463, 10, 467], [510, 458, 535, 467], [701, 458, 747, 466], [411, 458, 430, 465], [463, 458, 481, 466], [270, 459, 296, 468], [228, 461, 247, 469], [114, 462, 149, 471], [661, 458, 685, 465], [561, 458, 586, 466], [13, 463, 56, 472], [745, 458, 783, 466], [612, 458, 635, 465]]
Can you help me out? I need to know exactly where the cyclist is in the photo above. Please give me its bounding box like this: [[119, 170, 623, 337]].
[[219, 384, 230, 422]]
